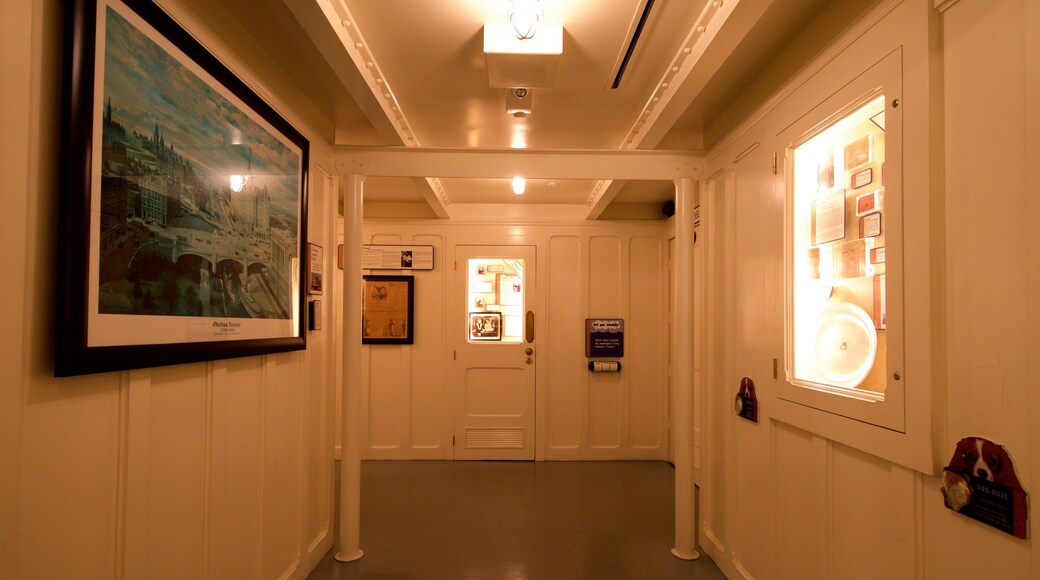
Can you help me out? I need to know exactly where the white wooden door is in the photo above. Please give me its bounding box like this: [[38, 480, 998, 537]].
[[453, 245, 536, 460]]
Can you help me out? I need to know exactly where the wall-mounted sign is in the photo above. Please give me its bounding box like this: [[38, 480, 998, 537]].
[[362, 245, 434, 270], [308, 300, 321, 331], [941, 437, 1028, 539], [735, 377, 759, 423], [585, 318, 624, 357]]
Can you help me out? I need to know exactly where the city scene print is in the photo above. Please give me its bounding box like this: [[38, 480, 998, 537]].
[[97, 5, 302, 321]]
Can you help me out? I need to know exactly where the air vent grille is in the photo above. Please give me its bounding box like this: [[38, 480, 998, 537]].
[[609, 0, 657, 89], [466, 428, 524, 449]]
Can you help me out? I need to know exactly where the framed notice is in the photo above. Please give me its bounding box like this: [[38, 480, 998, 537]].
[[585, 318, 624, 357], [859, 212, 882, 238], [306, 243, 323, 295], [362, 275, 414, 344], [811, 192, 846, 245], [362, 245, 434, 270], [56, 0, 309, 376]]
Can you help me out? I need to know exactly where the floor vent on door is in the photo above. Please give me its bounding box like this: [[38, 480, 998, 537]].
[[465, 428, 524, 449]]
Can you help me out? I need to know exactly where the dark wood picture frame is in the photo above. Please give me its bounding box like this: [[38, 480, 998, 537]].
[[362, 275, 414, 345], [469, 312, 503, 341], [56, 0, 309, 376]]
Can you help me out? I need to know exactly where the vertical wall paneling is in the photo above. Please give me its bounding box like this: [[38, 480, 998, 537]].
[[667, 235, 676, 464], [628, 236, 664, 449], [771, 425, 826, 580], [6, 0, 337, 577], [212, 357, 264, 579], [144, 364, 209, 577], [361, 232, 446, 458], [360, 223, 671, 461], [262, 353, 304, 579], [409, 234, 445, 452], [699, 1, 1040, 579], [587, 236, 623, 449], [547, 236, 582, 450]]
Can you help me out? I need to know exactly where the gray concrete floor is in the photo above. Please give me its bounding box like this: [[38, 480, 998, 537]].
[[308, 460, 726, 580]]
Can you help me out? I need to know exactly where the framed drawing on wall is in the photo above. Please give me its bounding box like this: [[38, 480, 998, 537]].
[[469, 312, 502, 341], [56, 0, 310, 376], [362, 275, 414, 345]]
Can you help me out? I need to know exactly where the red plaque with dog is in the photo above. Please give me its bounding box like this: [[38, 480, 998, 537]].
[[940, 437, 1028, 539]]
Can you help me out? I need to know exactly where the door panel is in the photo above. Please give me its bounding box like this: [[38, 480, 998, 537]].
[[453, 245, 536, 460]]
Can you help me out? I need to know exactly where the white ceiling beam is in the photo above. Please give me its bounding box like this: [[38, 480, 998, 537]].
[[584, 180, 626, 220], [283, 0, 403, 145], [633, 0, 777, 148], [333, 147, 705, 181]]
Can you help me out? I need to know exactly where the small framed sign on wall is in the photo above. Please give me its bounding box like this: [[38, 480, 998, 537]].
[[362, 245, 435, 270]]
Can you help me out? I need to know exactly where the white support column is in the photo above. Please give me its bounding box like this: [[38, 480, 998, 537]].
[[336, 174, 364, 562], [672, 177, 700, 561]]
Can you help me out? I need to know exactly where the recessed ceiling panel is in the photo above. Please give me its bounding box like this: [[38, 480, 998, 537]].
[[440, 178, 595, 205]]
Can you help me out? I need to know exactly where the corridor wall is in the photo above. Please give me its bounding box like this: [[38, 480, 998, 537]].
[[699, 0, 1040, 578], [352, 220, 674, 461], [1, 0, 338, 577]]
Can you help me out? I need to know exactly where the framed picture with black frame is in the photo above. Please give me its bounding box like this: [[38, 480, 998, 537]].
[[362, 275, 414, 345], [56, 0, 309, 376]]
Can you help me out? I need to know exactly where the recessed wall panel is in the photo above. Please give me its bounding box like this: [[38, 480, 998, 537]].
[[547, 236, 582, 448], [263, 353, 303, 579], [146, 364, 208, 578], [465, 368, 525, 416], [410, 235, 445, 448], [368, 348, 403, 448], [213, 357, 263, 579], [588, 373, 621, 448], [629, 236, 662, 448]]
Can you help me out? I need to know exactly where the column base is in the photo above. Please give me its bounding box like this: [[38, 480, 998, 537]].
[[671, 547, 701, 561], [334, 549, 364, 562]]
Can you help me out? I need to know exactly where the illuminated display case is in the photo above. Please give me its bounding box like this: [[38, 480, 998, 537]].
[[780, 57, 906, 435], [466, 258, 525, 343], [790, 96, 887, 398]]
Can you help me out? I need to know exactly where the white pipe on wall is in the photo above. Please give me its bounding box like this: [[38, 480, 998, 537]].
[[672, 177, 700, 561], [336, 174, 364, 562]]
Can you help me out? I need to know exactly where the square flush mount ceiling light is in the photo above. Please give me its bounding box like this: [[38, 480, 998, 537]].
[[484, 23, 562, 89]]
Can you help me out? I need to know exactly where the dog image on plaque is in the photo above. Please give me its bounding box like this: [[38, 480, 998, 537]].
[[941, 436, 1028, 539]]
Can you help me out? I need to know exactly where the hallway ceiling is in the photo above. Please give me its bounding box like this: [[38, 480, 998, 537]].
[[211, 0, 836, 219]]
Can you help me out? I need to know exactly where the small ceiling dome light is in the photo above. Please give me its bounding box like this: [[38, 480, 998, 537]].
[[512, 176, 526, 195], [509, 0, 542, 39]]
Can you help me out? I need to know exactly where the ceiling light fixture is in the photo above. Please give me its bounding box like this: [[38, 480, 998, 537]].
[[512, 177, 526, 195], [509, 0, 543, 39]]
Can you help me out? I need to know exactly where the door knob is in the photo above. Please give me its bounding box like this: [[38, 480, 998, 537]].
[[525, 348, 533, 355], [525, 357, 533, 365]]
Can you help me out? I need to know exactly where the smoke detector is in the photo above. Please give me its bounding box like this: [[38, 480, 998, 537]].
[[506, 88, 532, 117]]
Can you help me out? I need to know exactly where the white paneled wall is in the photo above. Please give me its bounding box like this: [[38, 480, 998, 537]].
[[2, 1, 338, 577], [357, 222, 671, 461], [699, 0, 1040, 578]]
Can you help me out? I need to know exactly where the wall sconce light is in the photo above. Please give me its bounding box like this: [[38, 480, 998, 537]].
[[509, 0, 542, 39], [512, 176, 526, 195], [229, 174, 249, 193]]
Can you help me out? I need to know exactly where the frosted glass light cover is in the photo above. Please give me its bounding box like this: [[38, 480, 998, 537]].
[[812, 302, 877, 388]]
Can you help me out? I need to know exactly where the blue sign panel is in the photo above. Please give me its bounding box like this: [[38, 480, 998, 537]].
[[585, 318, 624, 358]]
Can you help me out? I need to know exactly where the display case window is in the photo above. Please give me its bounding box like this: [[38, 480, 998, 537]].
[[466, 258, 525, 343], [789, 95, 887, 400]]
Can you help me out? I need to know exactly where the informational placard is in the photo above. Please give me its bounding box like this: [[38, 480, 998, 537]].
[[362, 245, 435, 270], [811, 192, 846, 245], [941, 437, 1028, 539], [585, 318, 624, 358]]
